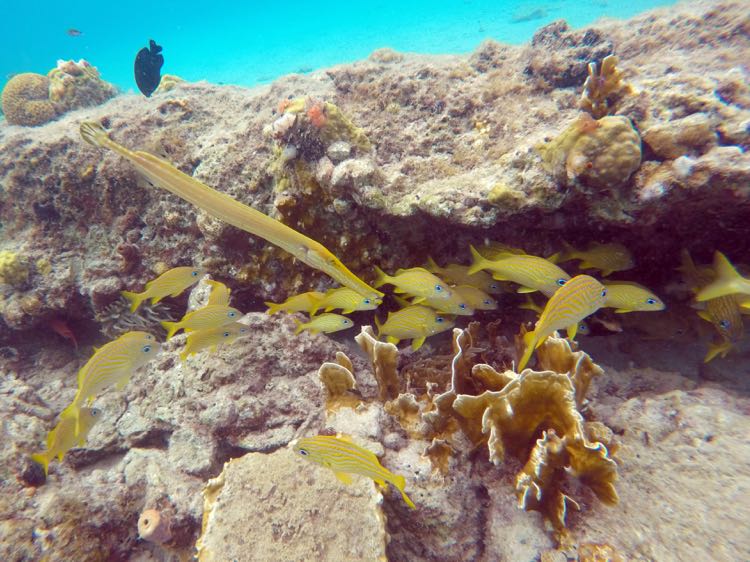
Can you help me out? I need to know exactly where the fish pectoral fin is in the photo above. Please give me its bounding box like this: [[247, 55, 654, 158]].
[[697, 310, 713, 323], [410, 297, 425, 303], [516, 286, 537, 294], [491, 273, 509, 281], [386, 336, 400, 345], [411, 337, 426, 351], [333, 471, 353, 485], [566, 323, 578, 340]]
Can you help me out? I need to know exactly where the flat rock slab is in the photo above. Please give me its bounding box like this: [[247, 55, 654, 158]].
[[197, 447, 388, 562]]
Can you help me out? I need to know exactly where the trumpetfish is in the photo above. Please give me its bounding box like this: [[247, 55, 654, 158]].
[[79, 122, 383, 301]]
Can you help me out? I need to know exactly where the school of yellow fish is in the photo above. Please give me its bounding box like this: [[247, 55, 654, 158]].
[[36, 122, 745, 509], [32, 273, 250, 473]]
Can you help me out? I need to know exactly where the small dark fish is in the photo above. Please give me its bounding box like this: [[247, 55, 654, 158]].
[[510, 8, 547, 24], [134, 39, 164, 97], [67, 28, 83, 37]]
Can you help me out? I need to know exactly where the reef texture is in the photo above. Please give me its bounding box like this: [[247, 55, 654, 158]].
[[1, 60, 116, 127], [0, 1, 748, 330], [196, 448, 387, 562], [0, 1, 749, 561]]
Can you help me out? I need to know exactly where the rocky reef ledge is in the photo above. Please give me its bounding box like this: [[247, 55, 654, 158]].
[[0, 1, 749, 561]]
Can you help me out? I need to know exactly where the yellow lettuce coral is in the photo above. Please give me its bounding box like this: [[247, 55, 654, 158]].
[[1, 73, 58, 126]]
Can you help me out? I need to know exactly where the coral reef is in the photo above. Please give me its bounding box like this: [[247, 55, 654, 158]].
[[1, 73, 58, 126], [0, 1, 749, 560], [1, 60, 115, 127], [47, 59, 117, 114], [537, 114, 642, 190]]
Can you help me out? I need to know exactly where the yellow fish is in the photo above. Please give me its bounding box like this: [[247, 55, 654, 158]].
[[425, 257, 502, 294], [603, 281, 665, 313], [293, 434, 415, 509], [680, 250, 744, 350], [406, 292, 474, 315], [468, 245, 571, 297], [695, 251, 750, 302], [294, 313, 354, 335], [61, 331, 159, 433], [704, 338, 735, 363], [375, 305, 454, 350], [80, 122, 383, 300], [374, 266, 453, 302], [162, 305, 242, 339], [206, 279, 231, 307], [31, 407, 101, 475], [181, 322, 249, 361], [310, 287, 382, 315], [452, 285, 498, 311], [518, 275, 607, 370], [122, 266, 205, 312], [265, 291, 325, 315], [475, 242, 527, 260], [555, 241, 634, 276]]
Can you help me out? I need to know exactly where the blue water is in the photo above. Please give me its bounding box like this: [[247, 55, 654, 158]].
[[3, 0, 675, 93]]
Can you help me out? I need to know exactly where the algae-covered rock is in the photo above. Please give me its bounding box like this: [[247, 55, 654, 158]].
[[48, 59, 117, 113], [196, 447, 388, 562]]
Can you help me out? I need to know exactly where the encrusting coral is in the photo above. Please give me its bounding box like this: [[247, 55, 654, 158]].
[[537, 113, 642, 190], [0, 250, 30, 288], [1, 73, 58, 126], [47, 59, 117, 114]]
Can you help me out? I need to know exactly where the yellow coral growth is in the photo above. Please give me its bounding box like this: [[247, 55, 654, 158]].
[[0, 250, 30, 288], [355, 326, 400, 401], [318, 352, 361, 411], [1, 73, 57, 126], [580, 55, 631, 118], [537, 114, 641, 189], [535, 335, 603, 408]]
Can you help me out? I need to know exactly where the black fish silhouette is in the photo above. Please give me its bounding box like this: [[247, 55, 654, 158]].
[[134, 39, 164, 97]]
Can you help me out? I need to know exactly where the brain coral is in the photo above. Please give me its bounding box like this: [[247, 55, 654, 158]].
[[1, 73, 58, 126]]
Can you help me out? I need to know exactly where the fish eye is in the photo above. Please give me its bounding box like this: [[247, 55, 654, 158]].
[[364, 299, 371, 305], [490, 283, 499, 290], [145, 334, 154, 340], [557, 279, 567, 286], [459, 303, 466, 309], [436, 317, 444, 323], [223, 331, 231, 337], [343, 319, 351, 324], [720, 319, 731, 329], [646, 298, 657, 305], [191, 271, 199, 277], [298, 449, 309, 456], [228, 311, 237, 317], [484, 299, 492, 305], [91, 408, 101, 416], [142, 345, 152, 353], [601, 289, 607, 297], [435, 284, 443, 292]]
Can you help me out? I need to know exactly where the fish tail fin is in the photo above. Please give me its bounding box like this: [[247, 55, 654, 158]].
[[161, 321, 179, 339], [79, 121, 111, 149], [121, 291, 144, 313], [517, 330, 536, 371], [293, 319, 305, 335], [373, 266, 390, 289], [467, 245, 488, 275], [31, 453, 51, 476], [696, 251, 744, 302], [558, 240, 577, 262], [264, 301, 281, 315], [425, 256, 440, 272], [546, 252, 561, 264], [392, 474, 416, 509], [374, 315, 383, 336]]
